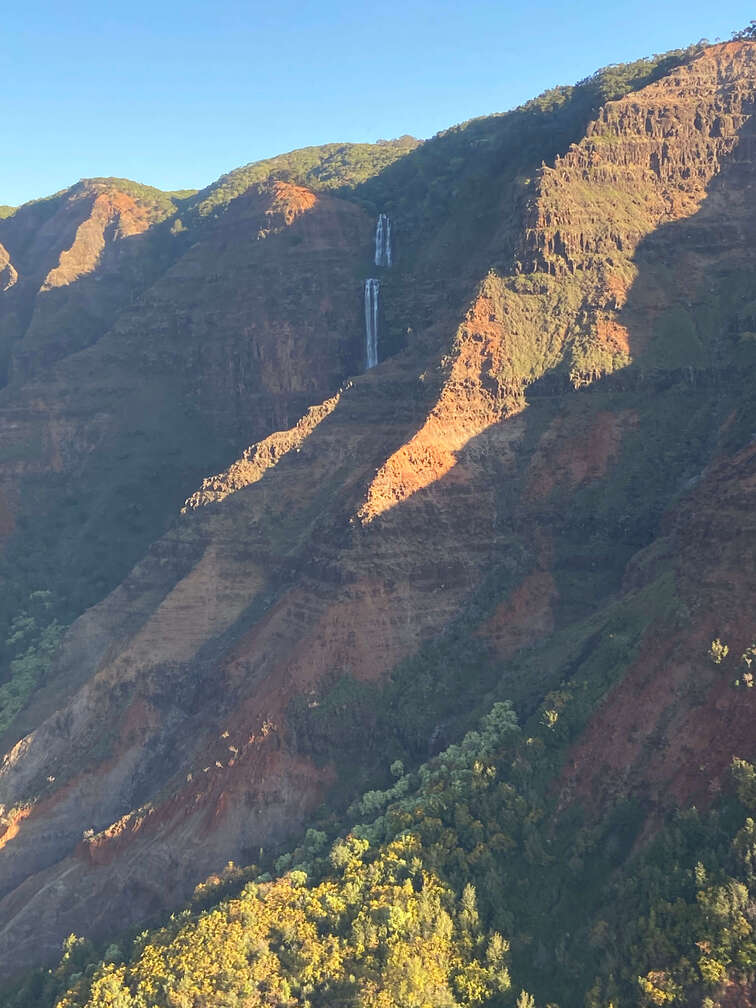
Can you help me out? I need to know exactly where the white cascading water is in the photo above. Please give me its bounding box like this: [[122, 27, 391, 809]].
[[364, 278, 380, 369], [374, 214, 392, 267]]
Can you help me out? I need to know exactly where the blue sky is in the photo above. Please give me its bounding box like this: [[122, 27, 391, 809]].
[[3, 0, 752, 206]]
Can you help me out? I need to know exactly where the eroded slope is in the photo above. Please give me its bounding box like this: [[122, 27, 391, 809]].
[[0, 42, 754, 980]]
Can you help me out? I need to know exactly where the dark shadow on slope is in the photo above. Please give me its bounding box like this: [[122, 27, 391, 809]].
[[0, 185, 189, 386], [0, 184, 372, 673], [285, 95, 756, 790]]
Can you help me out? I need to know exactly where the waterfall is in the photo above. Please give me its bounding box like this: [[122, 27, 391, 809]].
[[365, 214, 390, 369], [364, 279, 380, 369], [374, 214, 392, 267]]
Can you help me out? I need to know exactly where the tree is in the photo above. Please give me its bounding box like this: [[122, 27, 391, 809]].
[[708, 638, 729, 665], [732, 21, 756, 40]]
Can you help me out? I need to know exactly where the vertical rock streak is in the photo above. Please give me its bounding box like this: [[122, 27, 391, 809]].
[[364, 278, 380, 368]]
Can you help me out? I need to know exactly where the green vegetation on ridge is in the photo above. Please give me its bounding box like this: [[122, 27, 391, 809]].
[[0, 591, 65, 738], [357, 46, 705, 240], [77, 177, 197, 221], [7, 678, 756, 1008], [191, 137, 420, 219]]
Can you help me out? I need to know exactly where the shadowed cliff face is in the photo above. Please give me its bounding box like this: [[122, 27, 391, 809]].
[[0, 42, 755, 977], [0, 175, 375, 624], [0, 181, 181, 385]]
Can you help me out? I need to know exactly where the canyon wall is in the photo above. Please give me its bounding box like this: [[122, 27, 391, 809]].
[[0, 43, 754, 975]]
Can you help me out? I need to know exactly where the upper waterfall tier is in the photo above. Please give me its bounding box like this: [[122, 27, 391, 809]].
[[374, 214, 392, 267]]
